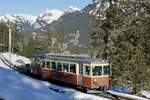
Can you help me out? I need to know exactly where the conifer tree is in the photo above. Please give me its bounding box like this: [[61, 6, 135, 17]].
[[0, 22, 9, 52], [91, 0, 150, 93]]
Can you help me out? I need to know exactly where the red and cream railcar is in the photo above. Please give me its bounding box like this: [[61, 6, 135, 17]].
[[31, 53, 112, 90]]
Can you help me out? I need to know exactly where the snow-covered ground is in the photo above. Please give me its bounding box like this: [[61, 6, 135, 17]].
[[107, 90, 149, 100], [0, 52, 110, 100], [43, 81, 109, 100], [0, 67, 66, 100], [141, 91, 150, 99]]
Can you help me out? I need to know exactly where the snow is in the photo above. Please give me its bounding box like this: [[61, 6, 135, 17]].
[[0, 67, 109, 100], [0, 52, 31, 66], [14, 14, 37, 25], [44, 81, 109, 100], [33, 9, 63, 29], [107, 90, 149, 100], [64, 6, 80, 13], [0, 7, 81, 30], [141, 91, 150, 99], [0, 14, 37, 26], [0, 67, 65, 100], [109, 87, 132, 94], [0, 54, 10, 69]]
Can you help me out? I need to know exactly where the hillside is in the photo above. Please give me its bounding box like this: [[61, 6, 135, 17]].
[[35, 4, 97, 53]]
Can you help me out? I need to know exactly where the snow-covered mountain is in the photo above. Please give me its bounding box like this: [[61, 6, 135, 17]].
[[33, 9, 63, 29], [0, 6, 80, 31], [64, 6, 80, 14], [0, 14, 37, 25], [0, 14, 37, 31]]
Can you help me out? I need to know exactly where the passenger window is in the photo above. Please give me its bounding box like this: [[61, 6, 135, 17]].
[[36, 59, 41, 67], [52, 62, 56, 70], [103, 65, 110, 75], [92, 66, 102, 76], [63, 63, 69, 72], [46, 61, 51, 69], [85, 66, 91, 75], [57, 62, 62, 71], [70, 64, 76, 73], [41, 60, 46, 68]]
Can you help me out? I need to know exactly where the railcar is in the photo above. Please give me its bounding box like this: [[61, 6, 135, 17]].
[[31, 53, 112, 91]]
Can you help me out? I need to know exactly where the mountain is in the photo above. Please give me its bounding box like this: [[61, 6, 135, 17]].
[[0, 4, 98, 53], [33, 9, 63, 29], [35, 4, 97, 53], [0, 14, 37, 31], [0, 6, 81, 32], [64, 6, 80, 14]]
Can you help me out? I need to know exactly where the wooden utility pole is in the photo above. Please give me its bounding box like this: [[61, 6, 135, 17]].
[[8, 22, 12, 54]]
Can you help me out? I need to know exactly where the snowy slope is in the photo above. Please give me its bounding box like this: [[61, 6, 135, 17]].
[[0, 67, 110, 100], [0, 67, 66, 100], [44, 81, 109, 100]]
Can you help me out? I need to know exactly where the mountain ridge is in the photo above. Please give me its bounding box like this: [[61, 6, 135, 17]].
[[0, 6, 80, 31]]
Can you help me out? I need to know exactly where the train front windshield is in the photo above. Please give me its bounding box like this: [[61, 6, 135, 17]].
[[92, 66, 102, 76], [103, 65, 111, 75], [92, 65, 111, 76]]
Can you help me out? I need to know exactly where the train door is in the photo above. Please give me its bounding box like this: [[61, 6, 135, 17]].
[[78, 63, 83, 86]]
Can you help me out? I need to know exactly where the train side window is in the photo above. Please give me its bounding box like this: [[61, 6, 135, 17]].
[[46, 61, 51, 69], [63, 63, 69, 72], [52, 62, 56, 70], [92, 66, 102, 76], [57, 62, 62, 71], [70, 64, 76, 74], [84, 66, 91, 75], [41, 60, 46, 68]]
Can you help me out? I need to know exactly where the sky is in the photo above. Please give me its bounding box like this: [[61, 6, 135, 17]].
[[0, 0, 92, 16]]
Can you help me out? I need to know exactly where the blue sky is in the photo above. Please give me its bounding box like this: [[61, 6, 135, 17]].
[[0, 0, 92, 16]]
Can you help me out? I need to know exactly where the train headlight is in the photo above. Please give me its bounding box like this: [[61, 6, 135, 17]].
[[94, 78, 97, 82]]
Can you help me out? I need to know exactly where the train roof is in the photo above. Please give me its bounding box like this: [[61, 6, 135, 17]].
[[35, 53, 109, 64]]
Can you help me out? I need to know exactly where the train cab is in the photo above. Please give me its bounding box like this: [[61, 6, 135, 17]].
[[82, 62, 112, 90]]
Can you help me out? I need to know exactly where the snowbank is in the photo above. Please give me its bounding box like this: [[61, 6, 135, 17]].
[[0, 52, 31, 66], [107, 90, 148, 100], [141, 91, 150, 99], [0, 54, 10, 69]]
